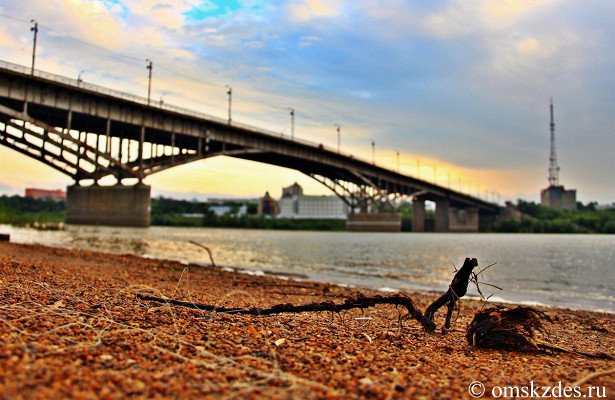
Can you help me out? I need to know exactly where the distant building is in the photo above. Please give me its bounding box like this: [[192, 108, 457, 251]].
[[207, 197, 258, 204], [25, 188, 66, 200], [540, 186, 577, 211], [282, 182, 303, 198], [278, 195, 349, 219], [258, 192, 279, 215], [278, 183, 348, 219]]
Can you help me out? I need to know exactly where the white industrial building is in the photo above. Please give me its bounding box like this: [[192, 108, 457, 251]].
[[278, 182, 349, 219]]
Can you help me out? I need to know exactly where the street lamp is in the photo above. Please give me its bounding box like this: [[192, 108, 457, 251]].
[[145, 59, 153, 105], [77, 70, 84, 86], [288, 107, 295, 139], [30, 19, 38, 75], [396, 151, 400, 173], [369, 139, 375, 165], [334, 124, 341, 153], [225, 85, 232, 124]]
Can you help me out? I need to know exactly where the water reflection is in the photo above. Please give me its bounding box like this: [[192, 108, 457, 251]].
[[2, 224, 614, 312]]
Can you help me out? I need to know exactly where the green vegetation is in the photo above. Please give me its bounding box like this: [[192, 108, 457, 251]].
[[493, 200, 615, 234], [150, 196, 345, 231], [0, 195, 65, 228]]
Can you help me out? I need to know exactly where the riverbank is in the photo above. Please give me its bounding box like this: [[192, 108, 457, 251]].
[[1, 241, 613, 399]]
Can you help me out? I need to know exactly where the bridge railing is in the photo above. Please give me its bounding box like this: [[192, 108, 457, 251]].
[[0, 60, 346, 156]]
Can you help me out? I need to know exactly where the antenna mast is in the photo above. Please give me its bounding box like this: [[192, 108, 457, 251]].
[[548, 97, 560, 186]]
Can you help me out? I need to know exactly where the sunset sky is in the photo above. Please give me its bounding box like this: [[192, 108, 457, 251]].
[[0, 0, 613, 204]]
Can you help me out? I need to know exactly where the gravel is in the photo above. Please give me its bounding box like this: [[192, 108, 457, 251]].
[[1, 242, 613, 399]]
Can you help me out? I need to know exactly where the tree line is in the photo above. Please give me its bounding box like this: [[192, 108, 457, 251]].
[[1, 194, 613, 233], [493, 200, 615, 234]]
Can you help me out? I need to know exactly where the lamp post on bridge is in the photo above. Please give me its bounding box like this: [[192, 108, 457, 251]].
[[30, 19, 38, 75], [146, 59, 153, 106], [369, 139, 375, 165], [396, 151, 400, 173], [225, 85, 232, 124], [334, 124, 341, 153], [288, 107, 295, 139]]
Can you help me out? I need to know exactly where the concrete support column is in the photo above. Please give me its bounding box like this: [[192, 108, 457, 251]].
[[435, 199, 450, 232], [66, 184, 151, 227], [449, 206, 479, 232], [412, 198, 426, 232]]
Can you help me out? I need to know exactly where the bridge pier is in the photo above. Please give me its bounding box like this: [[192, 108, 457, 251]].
[[66, 184, 151, 227], [411, 198, 426, 232], [434, 199, 450, 232], [412, 198, 480, 232], [449, 206, 479, 232]]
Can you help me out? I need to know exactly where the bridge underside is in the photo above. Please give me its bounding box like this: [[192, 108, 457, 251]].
[[0, 61, 500, 229]]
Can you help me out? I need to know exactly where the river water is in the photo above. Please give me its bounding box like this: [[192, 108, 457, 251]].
[[3, 225, 614, 313]]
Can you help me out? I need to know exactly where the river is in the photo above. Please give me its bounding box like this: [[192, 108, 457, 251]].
[[3, 225, 614, 313]]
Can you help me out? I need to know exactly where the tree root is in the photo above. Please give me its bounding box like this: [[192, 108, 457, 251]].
[[136, 257, 481, 332], [137, 292, 435, 331], [135, 256, 614, 360], [466, 305, 614, 360]]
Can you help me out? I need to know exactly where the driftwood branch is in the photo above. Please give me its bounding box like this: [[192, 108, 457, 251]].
[[137, 292, 434, 330], [188, 240, 216, 267], [136, 256, 615, 359], [424, 257, 478, 330], [136, 257, 481, 332]]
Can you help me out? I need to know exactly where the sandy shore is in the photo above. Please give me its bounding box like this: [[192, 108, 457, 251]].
[[0, 241, 613, 399]]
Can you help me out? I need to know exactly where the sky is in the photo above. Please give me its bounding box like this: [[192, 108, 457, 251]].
[[0, 0, 613, 204]]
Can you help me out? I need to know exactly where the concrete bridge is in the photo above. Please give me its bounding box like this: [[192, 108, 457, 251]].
[[0, 60, 500, 231]]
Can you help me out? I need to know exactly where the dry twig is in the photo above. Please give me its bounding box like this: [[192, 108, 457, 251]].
[[188, 240, 216, 267]]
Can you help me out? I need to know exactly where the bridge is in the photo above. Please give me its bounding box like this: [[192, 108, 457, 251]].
[[0, 60, 500, 231]]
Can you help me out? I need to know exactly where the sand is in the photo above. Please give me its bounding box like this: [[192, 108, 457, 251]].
[[0, 241, 613, 399]]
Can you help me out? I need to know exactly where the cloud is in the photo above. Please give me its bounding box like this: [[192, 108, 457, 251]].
[[298, 35, 320, 47], [422, 1, 479, 38], [422, 0, 553, 37], [515, 37, 540, 53], [288, 0, 341, 22], [480, 0, 553, 28], [0, 0, 613, 203]]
